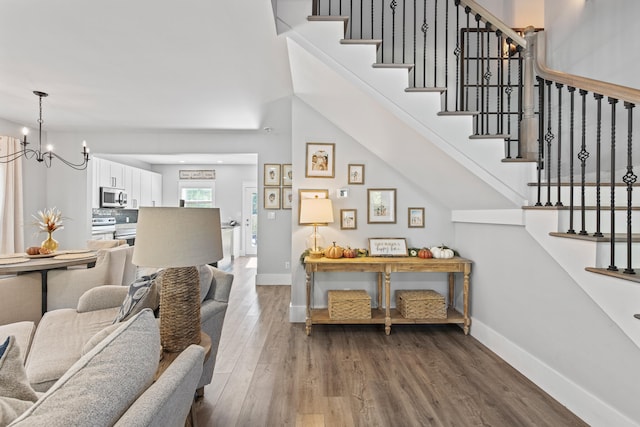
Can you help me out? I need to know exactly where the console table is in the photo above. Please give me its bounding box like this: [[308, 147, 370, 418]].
[[304, 256, 472, 335]]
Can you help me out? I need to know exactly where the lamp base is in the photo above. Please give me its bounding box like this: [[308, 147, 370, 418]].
[[160, 266, 202, 353], [308, 249, 323, 258]]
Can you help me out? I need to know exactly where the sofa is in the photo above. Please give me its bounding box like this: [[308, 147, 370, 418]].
[[24, 263, 233, 393], [1, 309, 205, 426]]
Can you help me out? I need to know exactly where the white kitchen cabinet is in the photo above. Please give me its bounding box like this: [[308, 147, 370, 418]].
[[97, 158, 125, 188], [91, 157, 161, 210], [140, 171, 153, 207], [128, 167, 141, 209], [151, 172, 162, 207]]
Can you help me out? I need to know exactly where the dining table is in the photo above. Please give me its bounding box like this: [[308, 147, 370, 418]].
[[0, 250, 98, 315]]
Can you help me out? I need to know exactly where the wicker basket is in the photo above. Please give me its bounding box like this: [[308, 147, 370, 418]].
[[328, 290, 371, 320], [396, 290, 446, 319]]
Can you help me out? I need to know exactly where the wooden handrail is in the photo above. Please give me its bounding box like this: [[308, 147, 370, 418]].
[[534, 30, 640, 104], [458, 0, 526, 47]]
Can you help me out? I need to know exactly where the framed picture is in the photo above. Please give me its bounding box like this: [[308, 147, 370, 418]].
[[282, 187, 293, 209], [368, 238, 408, 257], [282, 164, 292, 186], [408, 207, 425, 228], [340, 209, 357, 230], [264, 187, 280, 209], [348, 164, 365, 184], [298, 189, 329, 224], [367, 188, 397, 223], [264, 164, 281, 186], [305, 142, 335, 178]]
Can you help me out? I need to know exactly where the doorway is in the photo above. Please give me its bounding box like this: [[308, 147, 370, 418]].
[[242, 183, 257, 256]]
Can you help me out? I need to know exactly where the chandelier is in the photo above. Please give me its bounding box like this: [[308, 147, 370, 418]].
[[0, 91, 90, 170]]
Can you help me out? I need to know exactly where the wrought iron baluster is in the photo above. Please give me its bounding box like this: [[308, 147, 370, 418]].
[[402, 0, 406, 62], [350, 0, 353, 38], [578, 89, 589, 236], [504, 37, 513, 158], [567, 86, 577, 234], [412, 0, 416, 87], [464, 7, 470, 111], [443, 0, 449, 110], [496, 31, 503, 138], [535, 75, 545, 206], [555, 83, 563, 206], [380, 0, 384, 60], [545, 80, 554, 206], [454, 1, 461, 111], [475, 14, 481, 134], [623, 102, 636, 274], [608, 97, 618, 271], [594, 93, 603, 237], [433, 0, 438, 87], [360, 0, 364, 38], [391, 0, 397, 62], [422, 3, 428, 87], [516, 45, 523, 158]]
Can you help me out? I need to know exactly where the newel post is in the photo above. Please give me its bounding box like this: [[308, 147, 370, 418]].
[[519, 26, 538, 160]]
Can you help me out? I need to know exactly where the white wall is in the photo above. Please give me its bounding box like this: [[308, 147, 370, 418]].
[[545, 0, 640, 89], [455, 221, 640, 425], [153, 163, 255, 224], [290, 97, 455, 318]]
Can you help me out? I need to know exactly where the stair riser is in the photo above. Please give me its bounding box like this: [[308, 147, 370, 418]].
[[595, 242, 640, 270], [529, 185, 639, 208], [556, 210, 640, 234]]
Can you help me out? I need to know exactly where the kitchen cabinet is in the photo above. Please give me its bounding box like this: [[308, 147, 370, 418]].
[[91, 157, 162, 210], [97, 158, 124, 188], [139, 169, 162, 207]]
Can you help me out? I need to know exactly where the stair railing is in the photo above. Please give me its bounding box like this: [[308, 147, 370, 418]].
[[311, 0, 640, 276]]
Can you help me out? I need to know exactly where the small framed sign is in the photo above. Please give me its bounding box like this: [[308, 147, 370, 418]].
[[408, 207, 425, 228], [368, 238, 408, 257], [179, 170, 215, 180]]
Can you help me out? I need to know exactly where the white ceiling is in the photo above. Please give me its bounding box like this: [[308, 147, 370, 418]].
[[0, 0, 292, 132]]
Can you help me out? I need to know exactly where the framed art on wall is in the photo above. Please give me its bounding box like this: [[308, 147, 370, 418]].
[[282, 187, 293, 209], [264, 164, 281, 186], [282, 164, 292, 186], [408, 207, 425, 228], [305, 143, 335, 178], [348, 164, 365, 184], [264, 187, 280, 209], [340, 209, 357, 230], [298, 189, 329, 224], [367, 188, 396, 223]]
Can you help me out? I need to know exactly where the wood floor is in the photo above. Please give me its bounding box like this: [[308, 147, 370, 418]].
[[196, 257, 586, 427]]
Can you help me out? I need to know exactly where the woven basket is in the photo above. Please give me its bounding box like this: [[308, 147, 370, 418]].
[[396, 290, 446, 319], [328, 290, 371, 320], [159, 266, 202, 352]]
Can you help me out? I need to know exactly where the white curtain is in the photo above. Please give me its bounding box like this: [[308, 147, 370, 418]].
[[0, 136, 24, 254]]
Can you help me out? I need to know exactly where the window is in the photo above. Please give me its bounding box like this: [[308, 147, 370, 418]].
[[178, 181, 215, 208]]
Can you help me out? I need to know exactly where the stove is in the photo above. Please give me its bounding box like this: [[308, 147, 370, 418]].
[[91, 217, 116, 237], [114, 223, 137, 245]]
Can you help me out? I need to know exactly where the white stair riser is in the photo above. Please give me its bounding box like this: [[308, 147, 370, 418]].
[[529, 185, 639, 208], [555, 209, 640, 234], [595, 241, 640, 269]]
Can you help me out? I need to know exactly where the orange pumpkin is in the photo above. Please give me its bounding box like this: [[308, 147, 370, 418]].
[[325, 242, 344, 259], [418, 248, 433, 259], [343, 247, 357, 258]]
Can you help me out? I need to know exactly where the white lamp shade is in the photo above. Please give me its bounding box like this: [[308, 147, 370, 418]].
[[299, 198, 334, 225], [132, 207, 223, 268]]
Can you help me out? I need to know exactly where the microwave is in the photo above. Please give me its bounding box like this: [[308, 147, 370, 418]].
[[100, 187, 127, 208]]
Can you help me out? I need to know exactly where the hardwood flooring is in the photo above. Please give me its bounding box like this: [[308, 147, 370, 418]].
[[196, 257, 586, 426]]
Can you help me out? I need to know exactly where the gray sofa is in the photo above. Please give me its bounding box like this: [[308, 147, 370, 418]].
[[24, 264, 233, 393], [7, 309, 205, 426]]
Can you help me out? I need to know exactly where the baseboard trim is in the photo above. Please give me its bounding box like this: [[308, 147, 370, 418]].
[[471, 318, 637, 427], [255, 273, 292, 286]]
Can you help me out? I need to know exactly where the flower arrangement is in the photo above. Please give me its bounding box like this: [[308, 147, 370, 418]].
[[33, 207, 64, 233]]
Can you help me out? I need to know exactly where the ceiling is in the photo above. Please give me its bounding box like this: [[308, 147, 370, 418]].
[[0, 0, 292, 133]]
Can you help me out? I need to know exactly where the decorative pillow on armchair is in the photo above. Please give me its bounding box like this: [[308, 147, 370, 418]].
[[113, 272, 160, 323], [0, 336, 39, 425]]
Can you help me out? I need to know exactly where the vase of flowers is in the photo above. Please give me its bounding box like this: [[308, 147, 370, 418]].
[[34, 207, 64, 252]]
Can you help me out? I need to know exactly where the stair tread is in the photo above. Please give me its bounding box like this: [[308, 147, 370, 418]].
[[549, 232, 640, 243], [372, 63, 414, 69], [340, 39, 382, 45], [523, 205, 640, 210], [585, 267, 640, 283], [502, 158, 536, 163], [307, 15, 349, 22], [405, 87, 447, 93], [437, 111, 480, 116], [469, 134, 510, 140], [527, 182, 640, 187]]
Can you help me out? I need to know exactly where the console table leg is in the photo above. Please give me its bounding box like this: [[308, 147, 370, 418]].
[[305, 268, 312, 336], [385, 271, 391, 335]]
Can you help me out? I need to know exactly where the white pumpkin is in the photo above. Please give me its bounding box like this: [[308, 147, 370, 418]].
[[430, 246, 455, 259]]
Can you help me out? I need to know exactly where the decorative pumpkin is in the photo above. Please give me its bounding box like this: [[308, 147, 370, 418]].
[[325, 242, 344, 259], [408, 248, 419, 257], [418, 248, 433, 259], [343, 247, 357, 258], [430, 246, 455, 259]]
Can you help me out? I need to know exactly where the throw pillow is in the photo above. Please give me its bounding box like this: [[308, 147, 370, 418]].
[[198, 264, 214, 302], [113, 273, 159, 323], [0, 336, 38, 426]]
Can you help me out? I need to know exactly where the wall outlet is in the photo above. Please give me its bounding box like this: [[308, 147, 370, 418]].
[[284, 261, 290, 269]]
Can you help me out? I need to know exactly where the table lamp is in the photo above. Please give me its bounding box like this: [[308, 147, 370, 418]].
[[132, 207, 223, 353], [299, 196, 334, 258]]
